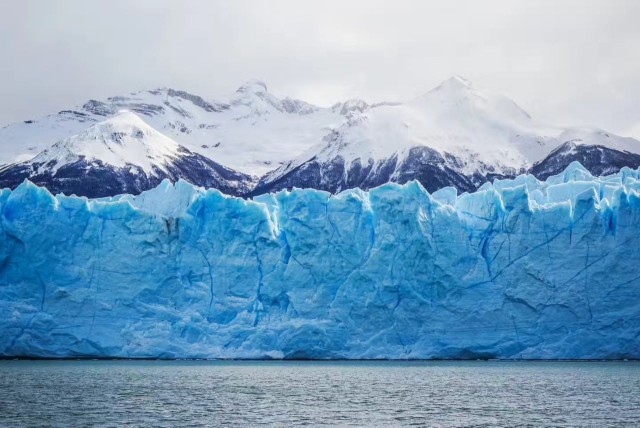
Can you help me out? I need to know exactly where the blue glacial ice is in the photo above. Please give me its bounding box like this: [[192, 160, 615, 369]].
[[1, 161, 639, 359]]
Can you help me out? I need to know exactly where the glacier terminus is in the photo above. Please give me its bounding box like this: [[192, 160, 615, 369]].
[[1, 162, 639, 359]]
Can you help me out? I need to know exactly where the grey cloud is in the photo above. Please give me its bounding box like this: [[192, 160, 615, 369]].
[[1, 0, 639, 134]]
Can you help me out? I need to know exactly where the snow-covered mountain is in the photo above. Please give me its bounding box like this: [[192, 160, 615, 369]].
[[0, 80, 348, 177], [253, 76, 640, 194], [1, 76, 639, 197], [0, 111, 254, 197], [530, 129, 640, 180]]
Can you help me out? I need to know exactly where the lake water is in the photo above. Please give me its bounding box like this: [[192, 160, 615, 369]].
[[0, 360, 639, 427]]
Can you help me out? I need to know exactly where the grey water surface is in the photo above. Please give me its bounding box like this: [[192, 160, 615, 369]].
[[0, 360, 639, 427]]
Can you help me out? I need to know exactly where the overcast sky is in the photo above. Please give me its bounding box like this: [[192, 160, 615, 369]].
[[1, 0, 639, 135]]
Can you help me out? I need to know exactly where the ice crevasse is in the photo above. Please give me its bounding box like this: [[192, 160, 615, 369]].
[[0, 161, 639, 359]]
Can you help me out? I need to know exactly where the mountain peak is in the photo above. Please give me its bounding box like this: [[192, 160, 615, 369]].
[[410, 75, 479, 104], [430, 75, 475, 95], [409, 75, 534, 129], [108, 109, 147, 124], [236, 79, 268, 95], [31, 111, 180, 174], [83, 110, 172, 145], [441, 75, 473, 88], [331, 98, 370, 115], [90, 110, 160, 138]]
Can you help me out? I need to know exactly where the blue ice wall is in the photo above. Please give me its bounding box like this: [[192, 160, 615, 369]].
[[1, 162, 639, 359]]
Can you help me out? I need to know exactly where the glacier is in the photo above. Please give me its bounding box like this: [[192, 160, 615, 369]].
[[0, 161, 639, 359]]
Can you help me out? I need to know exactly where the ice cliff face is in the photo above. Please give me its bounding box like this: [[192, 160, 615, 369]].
[[1, 162, 639, 359]]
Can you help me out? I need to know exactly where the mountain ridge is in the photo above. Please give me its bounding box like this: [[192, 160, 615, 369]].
[[0, 111, 255, 198], [1, 77, 639, 198]]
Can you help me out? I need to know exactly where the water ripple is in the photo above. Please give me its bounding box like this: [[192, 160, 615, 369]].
[[0, 361, 639, 427]]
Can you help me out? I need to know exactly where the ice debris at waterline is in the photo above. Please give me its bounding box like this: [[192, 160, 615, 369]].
[[1, 161, 639, 359]]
